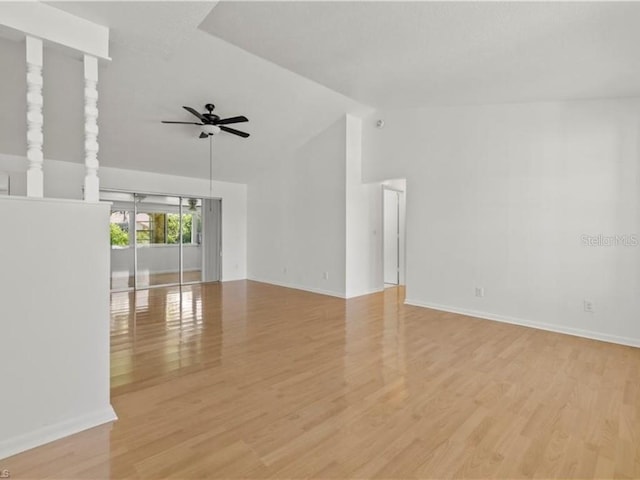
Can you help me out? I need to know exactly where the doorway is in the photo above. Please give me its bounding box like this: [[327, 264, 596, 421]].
[[103, 190, 222, 291], [383, 183, 406, 287]]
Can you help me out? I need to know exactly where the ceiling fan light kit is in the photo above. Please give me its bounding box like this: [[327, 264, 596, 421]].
[[202, 124, 220, 136]]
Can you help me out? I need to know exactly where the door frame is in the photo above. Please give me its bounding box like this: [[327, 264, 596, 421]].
[[382, 185, 404, 286]]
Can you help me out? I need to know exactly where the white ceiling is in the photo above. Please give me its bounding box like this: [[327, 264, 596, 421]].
[[3, 2, 640, 182], [201, 1, 640, 108], [0, 2, 368, 182]]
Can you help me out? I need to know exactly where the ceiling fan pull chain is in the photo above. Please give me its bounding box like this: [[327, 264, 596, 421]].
[[210, 135, 213, 205]]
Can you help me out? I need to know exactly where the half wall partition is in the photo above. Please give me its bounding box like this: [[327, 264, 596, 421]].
[[102, 190, 221, 291]]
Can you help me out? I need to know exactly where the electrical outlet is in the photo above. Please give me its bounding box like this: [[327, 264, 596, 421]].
[[323, 272, 329, 280], [584, 300, 594, 313], [283, 267, 287, 274], [475, 287, 484, 298]]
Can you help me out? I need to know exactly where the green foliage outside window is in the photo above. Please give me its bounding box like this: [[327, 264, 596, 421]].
[[167, 214, 194, 244], [110, 223, 129, 246], [136, 230, 150, 244], [112, 212, 198, 246]]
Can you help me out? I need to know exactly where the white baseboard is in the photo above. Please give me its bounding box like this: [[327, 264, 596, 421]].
[[221, 275, 247, 283], [0, 405, 118, 460], [404, 299, 640, 349], [247, 277, 346, 299], [345, 287, 385, 299]]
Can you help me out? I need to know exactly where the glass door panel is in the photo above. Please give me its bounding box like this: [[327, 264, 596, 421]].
[[135, 194, 181, 288], [181, 197, 203, 284], [103, 191, 135, 291]]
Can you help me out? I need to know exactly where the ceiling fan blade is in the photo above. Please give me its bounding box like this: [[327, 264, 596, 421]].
[[220, 126, 250, 138], [215, 116, 248, 125], [199, 132, 208, 139], [162, 120, 203, 125], [183, 106, 208, 122]]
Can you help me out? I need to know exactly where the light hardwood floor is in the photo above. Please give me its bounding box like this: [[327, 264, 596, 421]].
[[4, 281, 640, 479], [110, 270, 203, 291]]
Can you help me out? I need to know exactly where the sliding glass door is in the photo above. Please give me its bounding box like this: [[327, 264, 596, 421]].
[[181, 197, 204, 284], [106, 191, 135, 290], [135, 194, 182, 288], [103, 190, 220, 291]]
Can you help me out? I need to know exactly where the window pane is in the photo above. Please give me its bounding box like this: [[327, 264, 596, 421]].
[[136, 194, 180, 287], [182, 197, 203, 283], [102, 189, 135, 291], [110, 211, 130, 247], [135, 213, 151, 244]]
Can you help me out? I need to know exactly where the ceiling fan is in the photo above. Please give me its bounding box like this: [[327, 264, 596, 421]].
[[162, 103, 250, 139]]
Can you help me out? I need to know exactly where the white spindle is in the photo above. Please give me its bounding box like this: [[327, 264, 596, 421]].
[[83, 54, 100, 202], [26, 36, 44, 198]]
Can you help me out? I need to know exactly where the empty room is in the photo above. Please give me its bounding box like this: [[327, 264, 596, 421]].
[[1, 1, 639, 479]]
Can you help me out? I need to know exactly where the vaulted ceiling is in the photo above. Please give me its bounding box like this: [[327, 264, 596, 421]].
[[2, 1, 640, 183], [0, 1, 368, 183], [203, 1, 640, 108]]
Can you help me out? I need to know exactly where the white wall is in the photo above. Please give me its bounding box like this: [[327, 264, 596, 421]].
[[345, 115, 383, 297], [248, 118, 348, 296], [0, 196, 116, 460], [363, 98, 640, 346], [0, 154, 247, 282], [248, 115, 383, 299]]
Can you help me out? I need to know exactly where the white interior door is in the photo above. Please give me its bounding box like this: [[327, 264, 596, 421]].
[[383, 189, 400, 285]]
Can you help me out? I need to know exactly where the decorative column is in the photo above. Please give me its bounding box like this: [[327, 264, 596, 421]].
[[26, 36, 44, 198], [83, 54, 100, 202]]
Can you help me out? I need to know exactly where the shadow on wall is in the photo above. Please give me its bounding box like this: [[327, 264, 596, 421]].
[[0, 171, 8, 194]]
